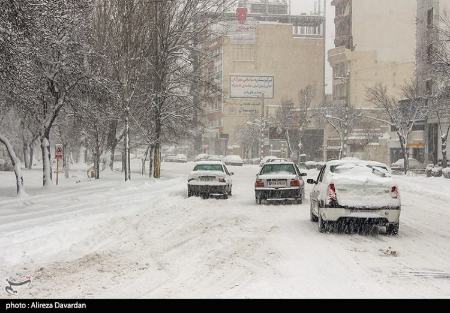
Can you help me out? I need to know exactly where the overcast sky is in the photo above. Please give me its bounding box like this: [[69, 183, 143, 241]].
[[291, 0, 335, 93]]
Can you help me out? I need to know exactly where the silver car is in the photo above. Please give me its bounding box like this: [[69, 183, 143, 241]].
[[255, 161, 307, 205]]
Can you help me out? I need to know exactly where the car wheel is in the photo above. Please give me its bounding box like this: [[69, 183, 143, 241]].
[[310, 201, 318, 222], [228, 186, 232, 196], [223, 193, 229, 200], [256, 197, 262, 205], [386, 223, 400, 236], [318, 210, 327, 233]]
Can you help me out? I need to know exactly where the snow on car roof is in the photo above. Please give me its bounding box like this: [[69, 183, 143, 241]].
[[264, 160, 295, 165], [195, 161, 224, 165], [327, 159, 388, 168]]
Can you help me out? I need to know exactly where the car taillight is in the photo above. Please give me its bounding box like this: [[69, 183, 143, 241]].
[[391, 186, 399, 199], [290, 179, 301, 187], [328, 183, 337, 202], [218, 177, 226, 183], [255, 180, 264, 188]]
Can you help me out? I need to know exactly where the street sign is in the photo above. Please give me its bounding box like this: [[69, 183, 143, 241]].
[[55, 144, 64, 159], [54, 144, 64, 186]]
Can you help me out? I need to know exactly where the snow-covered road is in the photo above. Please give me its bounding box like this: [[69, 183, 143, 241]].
[[1, 163, 450, 298]]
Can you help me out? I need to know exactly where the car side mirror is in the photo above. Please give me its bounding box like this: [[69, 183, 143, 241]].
[[307, 179, 316, 185]]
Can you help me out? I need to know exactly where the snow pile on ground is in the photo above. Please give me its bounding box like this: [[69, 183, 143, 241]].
[[1, 163, 450, 298]]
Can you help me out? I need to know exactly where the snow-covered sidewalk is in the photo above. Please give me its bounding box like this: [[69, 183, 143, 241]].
[[1, 163, 450, 298]]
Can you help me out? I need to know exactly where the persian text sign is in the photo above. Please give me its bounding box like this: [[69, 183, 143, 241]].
[[230, 75, 274, 99], [55, 144, 64, 159]]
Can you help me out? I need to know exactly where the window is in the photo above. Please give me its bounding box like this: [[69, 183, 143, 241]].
[[427, 8, 434, 27], [260, 164, 296, 175], [315, 166, 326, 183], [193, 164, 224, 172]]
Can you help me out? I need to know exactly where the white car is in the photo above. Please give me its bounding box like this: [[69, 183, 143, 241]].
[[391, 158, 424, 173], [255, 161, 307, 204], [259, 156, 288, 167], [194, 154, 209, 162], [188, 161, 233, 199], [223, 155, 244, 166], [175, 154, 188, 163], [308, 159, 401, 235]]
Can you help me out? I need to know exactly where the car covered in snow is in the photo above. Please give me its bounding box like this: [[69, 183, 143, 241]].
[[255, 161, 307, 204], [391, 158, 425, 173], [259, 156, 288, 167], [175, 154, 188, 163], [308, 159, 401, 235], [188, 161, 233, 199], [207, 155, 224, 162], [194, 154, 209, 162], [223, 155, 244, 167]]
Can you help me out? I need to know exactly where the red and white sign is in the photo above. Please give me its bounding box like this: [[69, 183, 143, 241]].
[[55, 144, 64, 159], [236, 7, 248, 24]]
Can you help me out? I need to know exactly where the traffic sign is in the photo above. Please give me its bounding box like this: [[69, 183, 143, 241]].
[[55, 144, 63, 159]]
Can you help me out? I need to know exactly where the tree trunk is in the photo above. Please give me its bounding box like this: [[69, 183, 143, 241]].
[[441, 126, 449, 168], [28, 144, 34, 169], [110, 145, 116, 171], [153, 142, 161, 178], [149, 145, 154, 178], [41, 137, 52, 188], [124, 106, 131, 181], [0, 134, 26, 196], [22, 143, 29, 169], [399, 134, 409, 175]]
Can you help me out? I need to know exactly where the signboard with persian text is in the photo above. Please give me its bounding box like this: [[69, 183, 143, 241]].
[[230, 75, 274, 99]]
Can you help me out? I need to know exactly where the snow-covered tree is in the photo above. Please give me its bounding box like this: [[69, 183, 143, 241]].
[[367, 83, 427, 174]]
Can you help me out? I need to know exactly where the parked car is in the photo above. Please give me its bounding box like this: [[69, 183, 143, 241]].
[[175, 154, 188, 163], [255, 161, 307, 205], [223, 155, 244, 166], [188, 161, 233, 199], [207, 155, 224, 162], [391, 158, 425, 173], [259, 156, 288, 167], [194, 154, 209, 162], [308, 159, 401, 235], [164, 155, 178, 163]]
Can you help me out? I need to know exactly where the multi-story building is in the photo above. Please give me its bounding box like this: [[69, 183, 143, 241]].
[[200, 0, 326, 159], [327, 0, 417, 163], [417, 0, 450, 165]]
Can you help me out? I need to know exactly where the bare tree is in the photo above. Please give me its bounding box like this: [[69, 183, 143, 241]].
[[145, 0, 236, 178], [367, 83, 427, 174], [425, 13, 450, 168], [315, 101, 362, 160]]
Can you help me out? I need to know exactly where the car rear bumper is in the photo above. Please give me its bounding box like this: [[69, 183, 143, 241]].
[[189, 184, 227, 195], [321, 207, 401, 224], [255, 188, 302, 201]]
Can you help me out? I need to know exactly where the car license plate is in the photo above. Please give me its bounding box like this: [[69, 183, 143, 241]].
[[269, 180, 286, 187], [200, 176, 215, 182]]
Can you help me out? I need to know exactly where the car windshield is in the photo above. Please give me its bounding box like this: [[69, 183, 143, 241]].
[[260, 164, 296, 175], [194, 164, 223, 172], [330, 163, 390, 177]]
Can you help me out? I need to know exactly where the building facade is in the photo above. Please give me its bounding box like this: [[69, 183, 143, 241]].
[[200, 0, 326, 159], [327, 0, 417, 163], [417, 0, 450, 165]]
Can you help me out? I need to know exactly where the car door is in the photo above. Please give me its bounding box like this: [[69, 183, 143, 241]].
[[223, 164, 232, 186], [311, 165, 326, 215]]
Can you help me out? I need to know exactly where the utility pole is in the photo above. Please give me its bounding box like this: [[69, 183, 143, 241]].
[[323, 0, 327, 106], [343, 71, 351, 158], [260, 93, 265, 162]]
